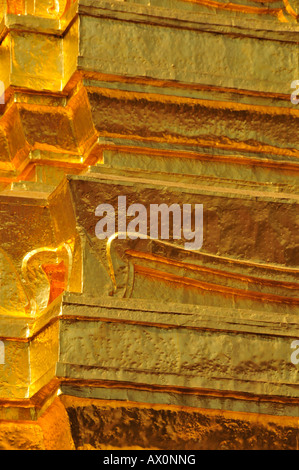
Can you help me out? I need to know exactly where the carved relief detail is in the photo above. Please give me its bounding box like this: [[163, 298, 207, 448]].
[[0, 242, 73, 316]]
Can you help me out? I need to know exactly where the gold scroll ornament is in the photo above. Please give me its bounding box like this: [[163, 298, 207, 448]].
[[0, 242, 72, 316]]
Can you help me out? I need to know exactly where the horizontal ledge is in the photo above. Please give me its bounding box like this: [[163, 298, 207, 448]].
[[0, 296, 62, 340], [61, 293, 299, 338], [79, 0, 299, 42], [0, 377, 60, 421], [59, 376, 299, 405], [0, 2, 78, 43], [59, 377, 299, 417], [0, 375, 298, 420], [70, 171, 299, 203]]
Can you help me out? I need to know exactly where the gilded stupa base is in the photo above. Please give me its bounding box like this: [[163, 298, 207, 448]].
[[0, 0, 298, 450], [0, 391, 298, 450]]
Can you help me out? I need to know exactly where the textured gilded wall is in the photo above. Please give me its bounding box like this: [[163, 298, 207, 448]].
[[0, 0, 298, 450]]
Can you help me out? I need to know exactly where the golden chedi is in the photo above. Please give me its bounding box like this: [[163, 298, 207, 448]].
[[0, 0, 298, 450]]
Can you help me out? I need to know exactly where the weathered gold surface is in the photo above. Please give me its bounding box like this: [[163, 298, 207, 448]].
[[61, 395, 299, 450], [0, 396, 75, 449], [0, 0, 298, 450]]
